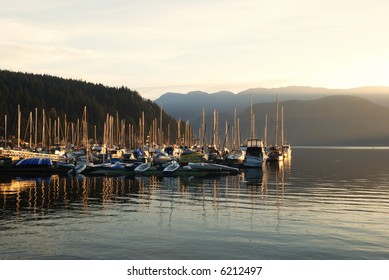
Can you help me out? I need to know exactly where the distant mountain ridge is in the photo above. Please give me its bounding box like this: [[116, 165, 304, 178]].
[[155, 87, 389, 146], [154, 86, 389, 123]]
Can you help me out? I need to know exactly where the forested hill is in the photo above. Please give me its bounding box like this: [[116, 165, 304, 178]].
[[0, 70, 179, 141]]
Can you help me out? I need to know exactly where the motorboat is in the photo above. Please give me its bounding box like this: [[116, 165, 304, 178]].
[[134, 162, 151, 173], [163, 161, 180, 173], [243, 139, 267, 168]]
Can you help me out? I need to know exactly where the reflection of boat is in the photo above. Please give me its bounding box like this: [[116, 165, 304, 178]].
[[134, 162, 151, 173], [163, 161, 180, 173], [244, 168, 263, 181], [243, 139, 267, 168]]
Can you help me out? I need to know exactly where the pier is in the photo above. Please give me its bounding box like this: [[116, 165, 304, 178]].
[[0, 149, 62, 161]]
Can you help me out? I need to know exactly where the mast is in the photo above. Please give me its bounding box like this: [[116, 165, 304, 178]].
[[34, 108, 38, 148], [42, 109, 46, 149], [250, 95, 253, 138], [29, 112, 33, 148], [159, 103, 163, 147], [4, 115, 7, 147], [17, 105, 21, 148], [233, 107, 237, 150], [281, 106, 284, 146], [275, 95, 279, 147], [201, 107, 205, 147], [264, 114, 268, 147]]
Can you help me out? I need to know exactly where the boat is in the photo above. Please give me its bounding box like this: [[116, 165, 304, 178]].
[[163, 161, 180, 173], [282, 144, 292, 158], [0, 157, 72, 175], [267, 146, 284, 162], [152, 151, 172, 166], [281, 105, 292, 158], [243, 139, 267, 168], [265, 95, 285, 163], [68, 163, 87, 175], [134, 162, 151, 173], [226, 147, 246, 166], [179, 149, 204, 165]]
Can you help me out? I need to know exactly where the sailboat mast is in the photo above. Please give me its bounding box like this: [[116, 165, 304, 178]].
[[201, 107, 205, 147], [264, 114, 268, 147], [281, 106, 284, 146], [275, 95, 279, 147], [233, 107, 237, 150], [17, 105, 21, 148], [34, 108, 38, 148], [250, 95, 253, 139]]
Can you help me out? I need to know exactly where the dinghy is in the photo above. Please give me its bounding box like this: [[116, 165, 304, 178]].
[[134, 162, 151, 173], [163, 161, 180, 173]]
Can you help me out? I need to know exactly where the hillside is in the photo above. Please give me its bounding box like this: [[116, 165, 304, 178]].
[[243, 96, 389, 146], [155, 86, 389, 124], [0, 70, 180, 144], [187, 95, 389, 146]]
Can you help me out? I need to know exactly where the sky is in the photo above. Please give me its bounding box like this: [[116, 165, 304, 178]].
[[1, 0, 389, 100]]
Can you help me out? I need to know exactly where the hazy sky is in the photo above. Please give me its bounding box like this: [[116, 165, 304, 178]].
[[2, 0, 389, 100]]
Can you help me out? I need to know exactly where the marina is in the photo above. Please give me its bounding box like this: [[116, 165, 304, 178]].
[[1, 147, 389, 260]]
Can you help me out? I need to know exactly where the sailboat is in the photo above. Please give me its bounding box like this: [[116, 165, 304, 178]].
[[281, 106, 292, 158], [243, 95, 267, 168], [267, 95, 284, 162]]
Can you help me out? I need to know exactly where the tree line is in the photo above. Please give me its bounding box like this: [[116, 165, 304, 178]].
[[0, 69, 184, 147]]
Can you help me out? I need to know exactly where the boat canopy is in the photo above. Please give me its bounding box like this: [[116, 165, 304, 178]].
[[16, 158, 53, 166]]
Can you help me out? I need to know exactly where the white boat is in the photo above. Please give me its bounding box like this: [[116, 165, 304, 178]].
[[243, 139, 267, 168], [163, 161, 180, 173], [68, 163, 87, 175], [282, 144, 292, 158], [134, 162, 151, 173], [226, 148, 246, 166]]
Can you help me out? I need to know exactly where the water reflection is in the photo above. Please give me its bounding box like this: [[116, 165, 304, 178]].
[[0, 166, 290, 219], [2, 148, 389, 260]]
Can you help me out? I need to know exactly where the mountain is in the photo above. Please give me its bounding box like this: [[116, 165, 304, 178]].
[[154, 86, 389, 126], [240, 95, 389, 146], [0, 70, 180, 144], [160, 93, 389, 146]]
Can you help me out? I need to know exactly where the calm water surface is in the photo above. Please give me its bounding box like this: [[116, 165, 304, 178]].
[[1, 148, 389, 259]]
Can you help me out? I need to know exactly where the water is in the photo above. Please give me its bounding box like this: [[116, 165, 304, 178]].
[[1, 147, 389, 260]]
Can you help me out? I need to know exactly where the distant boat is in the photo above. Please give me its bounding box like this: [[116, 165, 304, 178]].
[[134, 162, 151, 173], [281, 105, 292, 158], [282, 144, 292, 158], [163, 161, 180, 173], [267, 95, 285, 162], [243, 139, 267, 168], [267, 146, 284, 162]]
